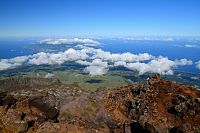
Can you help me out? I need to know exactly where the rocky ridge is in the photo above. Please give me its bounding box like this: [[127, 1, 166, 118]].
[[0, 75, 200, 133]]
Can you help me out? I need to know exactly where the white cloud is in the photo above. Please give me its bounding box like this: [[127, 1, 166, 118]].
[[196, 60, 200, 70], [122, 57, 192, 75], [125, 57, 176, 75], [83, 43, 98, 47], [118, 36, 175, 41], [0, 46, 194, 76], [84, 66, 108, 76], [63, 48, 88, 61], [44, 73, 54, 78], [0, 48, 89, 70], [0, 56, 29, 70], [87, 48, 154, 62], [77, 59, 108, 76], [0, 60, 14, 70], [114, 61, 127, 66], [29, 48, 88, 65], [191, 76, 199, 80], [89, 59, 108, 68], [29, 52, 53, 65], [185, 44, 199, 48], [175, 59, 193, 66], [39, 38, 100, 46], [76, 60, 91, 66]]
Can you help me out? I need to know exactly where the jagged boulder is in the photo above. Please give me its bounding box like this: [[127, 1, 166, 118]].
[[169, 94, 200, 119], [29, 96, 59, 120]]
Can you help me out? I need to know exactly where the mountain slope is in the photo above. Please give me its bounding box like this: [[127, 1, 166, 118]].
[[0, 75, 200, 133]]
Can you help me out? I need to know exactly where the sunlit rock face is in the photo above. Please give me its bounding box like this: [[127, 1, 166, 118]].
[[0, 75, 200, 133]]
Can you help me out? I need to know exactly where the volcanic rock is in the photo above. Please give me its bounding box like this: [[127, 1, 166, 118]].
[[0, 75, 200, 133]]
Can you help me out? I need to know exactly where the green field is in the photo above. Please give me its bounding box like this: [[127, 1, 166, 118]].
[[0, 62, 199, 90]]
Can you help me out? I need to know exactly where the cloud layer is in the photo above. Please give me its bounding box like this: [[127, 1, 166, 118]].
[[196, 60, 200, 70], [39, 38, 100, 46], [185, 44, 199, 48], [0, 56, 29, 71], [118, 36, 175, 41], [124, 58, 192, 75], [0, 39, 196, 76]]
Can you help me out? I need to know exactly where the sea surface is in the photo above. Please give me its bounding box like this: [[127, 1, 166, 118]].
[[0, 39, 36, 59]]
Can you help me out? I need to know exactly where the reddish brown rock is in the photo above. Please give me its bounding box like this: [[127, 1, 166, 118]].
[[0, 75, 200, 133]]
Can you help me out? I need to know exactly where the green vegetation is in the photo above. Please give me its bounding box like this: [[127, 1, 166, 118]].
[[0, 62, 199, 90], [53, 70, 130, 90]]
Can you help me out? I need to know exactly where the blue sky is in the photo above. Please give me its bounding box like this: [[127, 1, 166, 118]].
[[0, 0, 200, 37]]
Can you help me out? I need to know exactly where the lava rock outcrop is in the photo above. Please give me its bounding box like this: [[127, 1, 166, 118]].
[[0, 75, 200, 133]]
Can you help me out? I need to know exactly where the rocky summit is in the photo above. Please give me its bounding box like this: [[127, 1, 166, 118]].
[[0, 75, 200, 133]]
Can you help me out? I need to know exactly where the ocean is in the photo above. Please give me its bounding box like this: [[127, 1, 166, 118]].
[[0, 39, 36, 59]]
